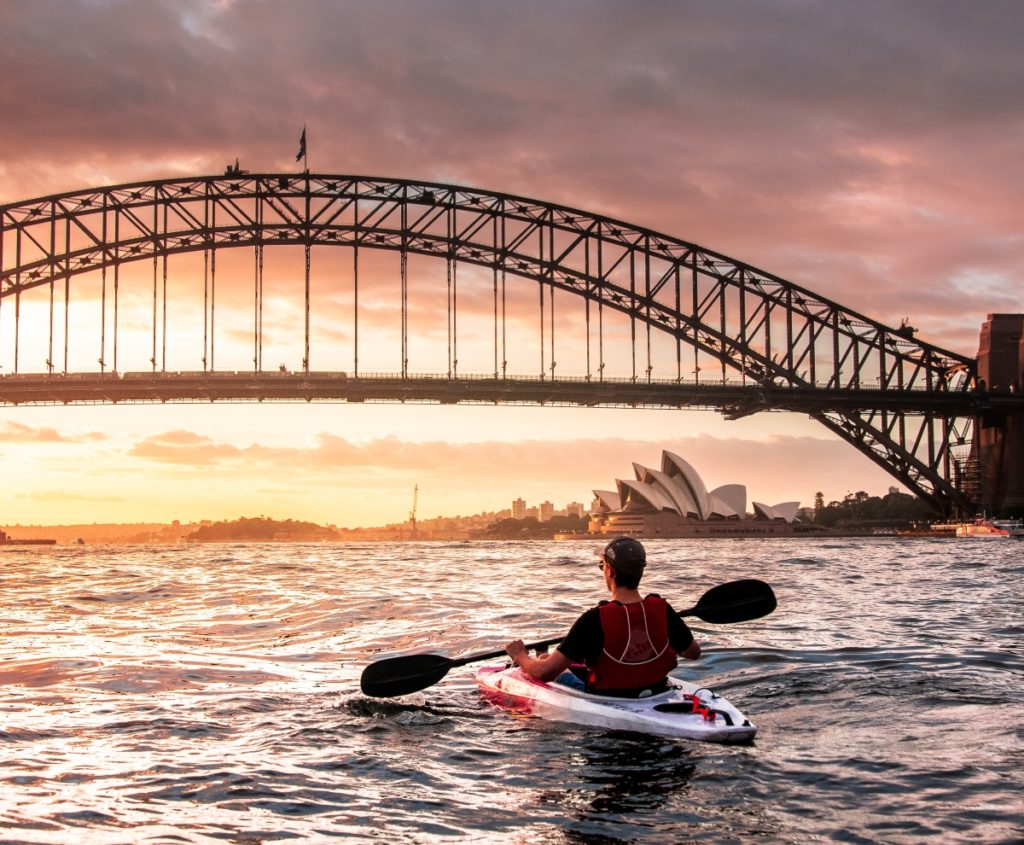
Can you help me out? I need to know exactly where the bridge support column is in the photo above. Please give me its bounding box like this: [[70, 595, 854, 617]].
[[974, 313, 1024, 516]]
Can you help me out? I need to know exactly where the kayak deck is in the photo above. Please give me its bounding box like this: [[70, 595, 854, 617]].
[[476, 665, 756, 744]]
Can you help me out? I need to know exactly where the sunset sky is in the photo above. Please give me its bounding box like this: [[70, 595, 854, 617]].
[[2, 0, 1022, 528]]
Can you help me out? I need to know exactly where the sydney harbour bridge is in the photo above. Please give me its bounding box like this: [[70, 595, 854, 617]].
[[1, 173, 1021, 517]]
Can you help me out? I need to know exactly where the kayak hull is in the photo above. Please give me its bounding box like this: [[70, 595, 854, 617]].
[[476, 665, 757, 744]]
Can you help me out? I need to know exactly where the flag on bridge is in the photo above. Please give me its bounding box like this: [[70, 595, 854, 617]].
[[296, 127, 307, 163]]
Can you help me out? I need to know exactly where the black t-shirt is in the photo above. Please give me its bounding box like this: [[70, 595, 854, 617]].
[[557, 596, 694, 666]]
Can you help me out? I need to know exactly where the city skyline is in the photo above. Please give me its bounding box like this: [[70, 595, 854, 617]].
[[4, 477, 910, 536]]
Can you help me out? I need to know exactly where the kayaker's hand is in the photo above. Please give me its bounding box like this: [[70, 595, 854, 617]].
[[506, 639, 527, 664]]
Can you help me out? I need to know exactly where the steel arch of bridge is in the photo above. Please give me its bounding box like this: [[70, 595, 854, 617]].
[[0, 173, 993, 515]]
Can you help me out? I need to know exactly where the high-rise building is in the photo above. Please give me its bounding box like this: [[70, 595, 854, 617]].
[[565, 502, 585, 518], [512, 498, 527, 520], [539, 501, 555, 522]]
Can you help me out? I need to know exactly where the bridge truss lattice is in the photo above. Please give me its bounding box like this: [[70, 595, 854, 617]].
[[0, 174, 993, 515]]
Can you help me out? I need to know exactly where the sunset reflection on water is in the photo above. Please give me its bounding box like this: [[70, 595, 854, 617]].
[[1, 539, 1022, 843]]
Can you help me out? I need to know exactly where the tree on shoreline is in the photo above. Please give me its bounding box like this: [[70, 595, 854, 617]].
[[812, 490, 938, 528], [480, 514, 587, 539], [185, 516, 340, 542]]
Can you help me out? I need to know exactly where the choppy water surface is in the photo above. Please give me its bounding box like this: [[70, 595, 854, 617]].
[[1, 539, 1022, 844]]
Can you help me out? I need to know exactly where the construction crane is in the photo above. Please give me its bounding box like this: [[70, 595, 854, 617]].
[[409, 484, 418, 533]]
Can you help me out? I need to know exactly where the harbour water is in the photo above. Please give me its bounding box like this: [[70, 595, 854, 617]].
[[1, 538, 1022, 843]]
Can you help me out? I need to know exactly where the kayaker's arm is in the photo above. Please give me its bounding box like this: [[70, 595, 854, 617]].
[[667, 605, 701, 660], [505, 639, 572, 682]]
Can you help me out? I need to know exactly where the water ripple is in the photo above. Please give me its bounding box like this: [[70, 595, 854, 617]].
[[1, 539, 1022, 843]]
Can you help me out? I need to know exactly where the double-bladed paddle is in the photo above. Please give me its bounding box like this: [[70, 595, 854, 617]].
[[359, 577, 776, 698]]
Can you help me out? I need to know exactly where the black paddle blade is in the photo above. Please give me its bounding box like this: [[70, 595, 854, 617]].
[[691, 578, 777, 624], [359, 653, 453, 698]]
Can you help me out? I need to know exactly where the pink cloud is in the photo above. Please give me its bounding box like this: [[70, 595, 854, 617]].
[[120, 428, 895, 509], [17, 489, 126, 504], [0, 422, 105, 443], [129, 430, 245, 464]]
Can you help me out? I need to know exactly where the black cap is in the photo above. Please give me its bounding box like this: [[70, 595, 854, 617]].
[[602, 536, 646, 577]]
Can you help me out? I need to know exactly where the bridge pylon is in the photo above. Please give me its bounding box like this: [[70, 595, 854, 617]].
[[973, 314, 1024, 516]]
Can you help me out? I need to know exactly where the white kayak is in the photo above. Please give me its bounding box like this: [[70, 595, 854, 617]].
[[476, 664, 756, 744]]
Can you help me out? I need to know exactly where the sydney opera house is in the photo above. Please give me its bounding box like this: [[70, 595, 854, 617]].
[[588, 450, 807, 537]]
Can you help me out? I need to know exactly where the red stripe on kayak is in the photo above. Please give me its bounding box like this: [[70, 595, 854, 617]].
[[479, 685, 535, 716]]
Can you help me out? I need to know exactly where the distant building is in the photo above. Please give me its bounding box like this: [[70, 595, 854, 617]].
[[539, 501, 555, 522], [566, 501, 585, 518], [589, 450, 805, 537], [525, 506, 540, 520], [512, 498, 527, 520]]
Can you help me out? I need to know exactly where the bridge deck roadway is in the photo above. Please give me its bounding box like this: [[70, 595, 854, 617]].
[[2, 372, 1020, 415]]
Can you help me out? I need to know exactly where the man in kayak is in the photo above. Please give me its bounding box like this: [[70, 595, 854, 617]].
[[505, 537, 701, 697]]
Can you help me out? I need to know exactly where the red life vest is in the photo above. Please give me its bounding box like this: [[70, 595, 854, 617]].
[[588, 595, 678, 693]]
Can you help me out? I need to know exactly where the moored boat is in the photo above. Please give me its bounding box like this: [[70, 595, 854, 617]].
[[0, 529, 56, 546], [955, 518, 1024, 538]]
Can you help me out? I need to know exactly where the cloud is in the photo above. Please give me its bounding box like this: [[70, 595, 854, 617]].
[[16, 489, 126, 504], [0, 422, 106, 443], [128, 430, 247, 464], [1, 0, 1020, 363], [122, 428, 894, 508]]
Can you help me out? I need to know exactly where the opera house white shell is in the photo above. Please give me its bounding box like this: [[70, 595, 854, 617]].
[[590, 450, 803, 537]]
